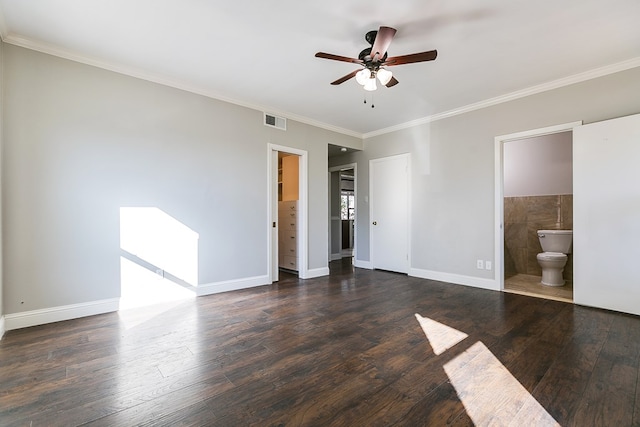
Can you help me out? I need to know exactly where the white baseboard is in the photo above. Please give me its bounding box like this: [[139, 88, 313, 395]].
[[0, 316, 5, 340], [330, 253, 342, 261], [303, 267, 329, 279], [354, 259, 372, 269], [409, 268, 499, 291], [197, 274, 270, 296], [4, 298, 120, 331]]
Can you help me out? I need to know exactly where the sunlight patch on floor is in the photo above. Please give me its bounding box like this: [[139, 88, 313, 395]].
[[414, 313, 468, 355], [416, 314, 560, 426]]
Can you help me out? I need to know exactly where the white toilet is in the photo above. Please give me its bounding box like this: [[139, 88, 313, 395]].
[[536, 230, 573, 286]]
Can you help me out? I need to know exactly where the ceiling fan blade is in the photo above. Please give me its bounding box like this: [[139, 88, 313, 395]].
[[384, 50, 438, 66], [370, 26, 397, 62], [385, 76, 399, 88], [331, 69, 360, 85], [315, 52, 363, 64]]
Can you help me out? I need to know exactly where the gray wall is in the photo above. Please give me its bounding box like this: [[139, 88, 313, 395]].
[[3, 39, 640, 321], [331, 67, 640, 281], [2, 44, 359, 315]]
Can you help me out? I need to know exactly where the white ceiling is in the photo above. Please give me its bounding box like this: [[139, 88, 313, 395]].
[[0, 0, 639, 137]]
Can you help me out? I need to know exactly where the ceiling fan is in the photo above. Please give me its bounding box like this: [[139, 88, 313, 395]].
[[315, 26, 437, 91]]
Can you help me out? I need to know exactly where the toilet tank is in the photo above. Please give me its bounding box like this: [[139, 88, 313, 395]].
[[537, 230, 573, 253]]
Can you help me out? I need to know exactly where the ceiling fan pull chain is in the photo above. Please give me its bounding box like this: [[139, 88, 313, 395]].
[[371, 92, 375, 108]]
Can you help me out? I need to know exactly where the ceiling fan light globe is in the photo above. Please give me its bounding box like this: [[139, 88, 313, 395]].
[[355, 69, 369, 85], [376, 68, 393, 85], [363, 78, 377, 91]]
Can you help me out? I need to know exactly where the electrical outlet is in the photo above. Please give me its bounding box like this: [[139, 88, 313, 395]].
[[476, 259, 484, 269], [485, 261, 492, 270]]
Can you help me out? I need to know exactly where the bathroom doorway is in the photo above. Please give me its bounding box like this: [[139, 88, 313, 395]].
[[495, 122, 581, 302]]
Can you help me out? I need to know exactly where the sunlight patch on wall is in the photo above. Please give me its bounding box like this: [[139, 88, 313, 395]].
[[119, 257, 194, 310], [409, 124, 431, 176], [120, 207, 199, 285], [120, 207, 199, 316]]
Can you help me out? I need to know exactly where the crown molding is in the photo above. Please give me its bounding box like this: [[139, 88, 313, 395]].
[[363, 56, 640, 139], [2, 31, 638, 141], [1, 34, 363, 140]]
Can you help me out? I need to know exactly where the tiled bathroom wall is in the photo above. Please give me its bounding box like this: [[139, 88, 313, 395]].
[[504, 195, 573, 281]]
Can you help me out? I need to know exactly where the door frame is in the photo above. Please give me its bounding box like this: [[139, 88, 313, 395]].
[[328, 163, 357, 262], [268, 144, 309, 281], [494, 121, 581, 291], [369, 153, 411, 273]]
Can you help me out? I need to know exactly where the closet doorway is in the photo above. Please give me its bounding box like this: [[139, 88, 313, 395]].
[[277, 152, 301, 274], [268, 144, 308, 283]]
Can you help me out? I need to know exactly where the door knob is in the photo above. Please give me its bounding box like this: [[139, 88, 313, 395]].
[[372, 221, 377, 225]]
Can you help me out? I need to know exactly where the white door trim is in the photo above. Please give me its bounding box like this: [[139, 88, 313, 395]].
[[369, 153, 411, 273], [268, 144, 309, 281], [329, 163, 357, 263], [494, 121, 582, 290]]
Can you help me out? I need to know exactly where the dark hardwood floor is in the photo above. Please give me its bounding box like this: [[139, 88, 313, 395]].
[[2, 259, 639, 426]]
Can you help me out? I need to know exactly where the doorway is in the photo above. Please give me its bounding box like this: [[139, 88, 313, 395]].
[[329, 164, 357, 265], [277, 152, 300, 276], [340, 171, 355, 258], [495, 122, 581, 302], [268, 144, 308, 282]]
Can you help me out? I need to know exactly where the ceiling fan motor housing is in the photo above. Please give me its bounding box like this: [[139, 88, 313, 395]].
[[358, 47, 387, 69], [365, 30, 377, 45]]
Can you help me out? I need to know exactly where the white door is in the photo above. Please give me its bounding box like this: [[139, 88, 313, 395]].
[[370, 154, 410, 273], [573, 113, 640, 316]]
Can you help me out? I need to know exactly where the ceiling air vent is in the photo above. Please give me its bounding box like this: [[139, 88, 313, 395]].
[[264, 113, 287, 131]]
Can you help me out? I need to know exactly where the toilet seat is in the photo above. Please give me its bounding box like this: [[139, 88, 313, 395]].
[[537, 252, 567, 261], [537, 252, 567, 260]]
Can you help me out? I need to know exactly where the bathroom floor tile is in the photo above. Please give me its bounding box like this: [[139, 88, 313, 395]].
[[504, 273, 573, 303]]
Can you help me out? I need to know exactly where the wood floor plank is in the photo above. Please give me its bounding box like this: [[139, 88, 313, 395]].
[[570, 313, 640, 427], [1, 259, 639, 426], [391, 380, 470, 426], [527, 306, 614, 425], [501, 324, 569, 394]]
